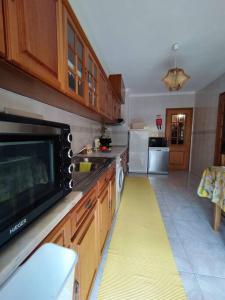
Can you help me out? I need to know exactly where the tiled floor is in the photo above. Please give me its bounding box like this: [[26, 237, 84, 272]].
[[150, 172, 225, 300], [90, 172, 225, 300]]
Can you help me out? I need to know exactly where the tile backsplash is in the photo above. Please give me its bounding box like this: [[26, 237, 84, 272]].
[[0, 88, 101, 154]]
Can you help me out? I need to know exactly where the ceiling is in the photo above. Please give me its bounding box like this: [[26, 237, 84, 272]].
[[70, 0, 225, 95]]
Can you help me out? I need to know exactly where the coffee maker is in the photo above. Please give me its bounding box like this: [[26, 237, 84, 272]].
[[99, 124, 112, 152], [99, 137, 112, 152]]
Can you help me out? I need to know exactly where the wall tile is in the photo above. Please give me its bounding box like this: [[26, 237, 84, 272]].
[[0, 88, 101, 154]]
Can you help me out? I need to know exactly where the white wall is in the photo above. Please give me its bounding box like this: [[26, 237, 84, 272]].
[[128, 93, 195, 136], [0, 88, 101, 154], [191, 73, 225, 176], [110, 92, 196, 148], [109, 96, 129, 146]]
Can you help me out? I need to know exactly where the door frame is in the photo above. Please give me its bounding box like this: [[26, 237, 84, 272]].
[[214, 92, 225, 165], [165, 107, 193, 171]]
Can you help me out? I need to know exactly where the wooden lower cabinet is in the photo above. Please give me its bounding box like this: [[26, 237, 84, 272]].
[[99, 186, 110, 253], [42, 166, 116, 300], [71, 202, 99, 300], [43, 217, 71, 248]]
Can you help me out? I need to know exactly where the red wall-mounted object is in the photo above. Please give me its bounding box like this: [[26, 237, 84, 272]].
[[156, 115, 162, 130]]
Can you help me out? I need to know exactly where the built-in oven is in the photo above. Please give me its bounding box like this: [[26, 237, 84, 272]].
[[0, 113, 74, 247]]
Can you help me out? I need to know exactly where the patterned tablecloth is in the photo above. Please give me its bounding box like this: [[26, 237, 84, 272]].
[[198, 166, 225, 211]]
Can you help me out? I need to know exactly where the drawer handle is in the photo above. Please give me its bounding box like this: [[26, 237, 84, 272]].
[[85, 200, 92, 210]]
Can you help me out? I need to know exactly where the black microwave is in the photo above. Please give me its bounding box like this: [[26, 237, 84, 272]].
[[0, 113, 74, 247]]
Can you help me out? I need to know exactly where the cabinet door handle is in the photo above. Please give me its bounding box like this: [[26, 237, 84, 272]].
[[85, 200, 92, 209], [74, 280, 79, 300]]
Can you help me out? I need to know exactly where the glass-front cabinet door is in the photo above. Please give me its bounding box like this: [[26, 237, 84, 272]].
[[170, 114, 186, 145], [98, 70, 107, 116], [64, 11, 86, 104], [86, 51, 98, 110]]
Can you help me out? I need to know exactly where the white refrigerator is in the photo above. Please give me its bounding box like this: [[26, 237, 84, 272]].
[[129, 129, 149, 173]]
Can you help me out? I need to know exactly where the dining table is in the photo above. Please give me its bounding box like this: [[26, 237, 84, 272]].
[[198, 166, 225, 230]]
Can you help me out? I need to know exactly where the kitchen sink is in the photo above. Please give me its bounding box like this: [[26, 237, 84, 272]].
[[72, 156, 114, 191], [73, 157, 109, 173]]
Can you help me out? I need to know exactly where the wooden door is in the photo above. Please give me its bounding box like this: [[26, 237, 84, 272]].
[[166, 108, 193, 170], [214, 92, 225, 165], [5, 0, 61, 88], [72, 204, 99, 300], [99, 187, 110, 253], [0, 0, 5, 57]]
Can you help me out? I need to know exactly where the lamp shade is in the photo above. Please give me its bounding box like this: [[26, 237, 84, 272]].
[[162, 68, 190, 91]]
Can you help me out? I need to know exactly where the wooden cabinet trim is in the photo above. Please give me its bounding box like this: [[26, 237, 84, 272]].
[[0, 0, 6, 57], [70, 186, 97, 237], [99, 188, 108, 203], [75, 211, 95, 245], [99, 185, 110, 253], [43, 215, 71, 247]]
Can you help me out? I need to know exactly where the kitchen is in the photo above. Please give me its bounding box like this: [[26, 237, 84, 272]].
[[0, 0, 225, 299]]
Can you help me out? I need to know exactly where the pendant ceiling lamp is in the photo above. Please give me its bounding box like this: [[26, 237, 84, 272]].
[[162, 43, 190, 91]]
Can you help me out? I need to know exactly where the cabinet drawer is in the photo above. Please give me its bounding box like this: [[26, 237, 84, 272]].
[[44, 217, 71, 248], [70, 187, 97, 237], [108, 163, 116, 180]]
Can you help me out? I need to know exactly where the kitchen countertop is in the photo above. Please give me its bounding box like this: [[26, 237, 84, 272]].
[[72, 157, 115, 193], [78, 146, 127, 159], [0, 191, 82, 287]]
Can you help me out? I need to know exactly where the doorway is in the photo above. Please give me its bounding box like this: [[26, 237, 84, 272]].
[[165, 108, 193, 170], [214, 92, 225, 165]]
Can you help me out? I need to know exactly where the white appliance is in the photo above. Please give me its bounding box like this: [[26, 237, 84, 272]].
[[128, 129, 149, 173], [0, 243, 78, 300], [115, 156, 124, 212]]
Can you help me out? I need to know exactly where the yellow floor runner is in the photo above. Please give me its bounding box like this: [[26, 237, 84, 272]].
[[98, 177, 187, 300]]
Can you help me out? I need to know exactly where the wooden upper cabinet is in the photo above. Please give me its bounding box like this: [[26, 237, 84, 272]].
[[106, 85, 113, 120], [62, 6, 86, 104], [112, 93, 121, 120], [115, 100, 121, 120], [0, 0, 5, 57], [4, 0, 61, 88], [98, 70, 107, 116], [109, 74, 125, 104], [86, 49, 98, 111]]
